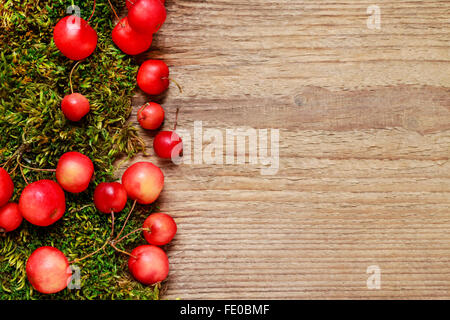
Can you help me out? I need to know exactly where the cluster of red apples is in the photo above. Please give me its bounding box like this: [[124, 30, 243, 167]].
[[0, 0, 185, 295], [1, 153, 176, 294], [55, 0, 182, 159], [55, 0, 182, 155]]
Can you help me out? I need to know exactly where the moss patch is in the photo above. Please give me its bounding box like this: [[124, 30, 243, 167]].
[[0, 0, 159, 299]]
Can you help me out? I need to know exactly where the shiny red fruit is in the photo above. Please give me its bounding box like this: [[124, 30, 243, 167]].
[[128, 245, 169, 285], [153, 131, 183, 159], [61, 93, 90, 121], [137, 102, 165, 130], [0, 168, 14, 207], [128, 0, 166, 35], [137, 60, 169, 95], [53, 16, 98, 60], [143, 213, 177, 246], [56, 152, 94, 193], [121, 162, 164, 204], [26, 246, 71, 294], [94, 182, 128, 214], [112, 17, 153, 55], [19, 180, 66, 227], [0, 203, 22, 233]]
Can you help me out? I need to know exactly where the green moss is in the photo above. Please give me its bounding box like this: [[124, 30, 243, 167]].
[[0, 0, 159, 300]]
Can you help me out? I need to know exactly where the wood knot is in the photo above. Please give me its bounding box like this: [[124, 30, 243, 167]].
[[293, 94, 303, 106]]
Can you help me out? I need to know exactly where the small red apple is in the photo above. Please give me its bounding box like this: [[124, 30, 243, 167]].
[[53, 16, 98, 61], [112, 17, 153, 55], [143, 213, 177, 246], [137, 102, 165, 130], [137, 60, 169, 95], [19, 180, 66, 227], [56, 151, 94, 193], [128, 245, 169, 285], [61, 93, 90, 121], [153, 131, 183, 159], [26, 246, 71, 294], [128, 0, 166, 35], [0, 167, 14, 207], [121, 162, 164, 204], [0, 203, 23, 233], [94, 182, 128, 214]]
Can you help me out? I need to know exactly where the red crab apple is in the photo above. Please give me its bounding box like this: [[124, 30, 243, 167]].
[[128, 0, 166, 35], [137, 102, 165, 130], [26, 246, 71, 294], [56, 151, 94, 193], [121, 162, 164, 204], [19, 180, 66, 227], [61, 93, 90, 121], [143, 213, 177, 246], [53, 15, 98, 61], [94, 182, 128, 214], [0, 203, 23, 233], [112, 17, 153, 55], [153, 131, 183, 159], [0, 168, 14, 207], [137, 60, 169, 95], [128, 245, 169, 285]]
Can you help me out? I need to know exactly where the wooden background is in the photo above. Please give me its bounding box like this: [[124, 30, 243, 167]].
[[118, 0, 450, 299]]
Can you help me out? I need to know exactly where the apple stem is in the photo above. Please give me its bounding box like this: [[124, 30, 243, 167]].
[[173, 107, 180, 131], [109, 242, 137, 259], [8, 162, 19, 176], [114, 227, 151, 244], [69, 61, 82, 94], [111, 210, 115, 236], [107, 0, 120, 22], [162, 77, 183, 94], [68, 211, 115, 264], [113, 199, 137, 242], [1, 143, 28, 170], [17, 158, 56, 173], [87, 0, 96, 23], [170, 78, 183, 93], [18, 159, 29, 185], [70, 204, 94, 214], [68, 238, 108, 264], [137, 103, 149, 122]]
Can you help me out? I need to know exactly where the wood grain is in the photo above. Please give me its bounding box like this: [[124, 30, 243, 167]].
[[118, 0, 450, 299]]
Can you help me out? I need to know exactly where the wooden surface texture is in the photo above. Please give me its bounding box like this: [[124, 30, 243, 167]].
[[119, 0, 450, 299]]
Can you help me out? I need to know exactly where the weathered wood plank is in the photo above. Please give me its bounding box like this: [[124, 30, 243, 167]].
[[118, 0, 450, 299]]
